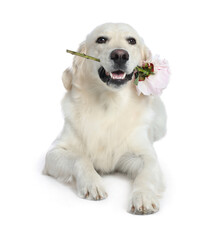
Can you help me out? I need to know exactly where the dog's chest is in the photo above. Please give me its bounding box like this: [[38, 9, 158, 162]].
[[75, 103, 141, 172]]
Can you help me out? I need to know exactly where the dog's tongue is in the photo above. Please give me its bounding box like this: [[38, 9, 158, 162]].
[[111, 71, 126, 79]]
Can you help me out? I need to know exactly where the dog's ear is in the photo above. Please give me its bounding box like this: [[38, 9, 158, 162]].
[[62, 67, 73, 90], [140, 40, 152, 61], [62, 41, 87, 91]]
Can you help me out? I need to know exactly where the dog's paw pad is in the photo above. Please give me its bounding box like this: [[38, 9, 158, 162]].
[[129, 191, 159, 215]]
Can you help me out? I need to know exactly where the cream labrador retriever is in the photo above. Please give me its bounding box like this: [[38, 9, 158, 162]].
[[43, 23, 167, 215]]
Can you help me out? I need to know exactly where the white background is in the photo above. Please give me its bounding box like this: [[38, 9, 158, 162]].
[[0, 0, 219, 239]]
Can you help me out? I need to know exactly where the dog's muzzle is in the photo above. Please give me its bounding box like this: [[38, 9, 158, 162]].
[[98, 49, 134, 87]]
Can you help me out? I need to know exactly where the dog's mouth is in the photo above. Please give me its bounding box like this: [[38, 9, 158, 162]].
[[98, 67, 134, 87]]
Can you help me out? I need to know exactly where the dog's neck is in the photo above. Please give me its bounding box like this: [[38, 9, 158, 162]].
[[72, 73, 136, 110]]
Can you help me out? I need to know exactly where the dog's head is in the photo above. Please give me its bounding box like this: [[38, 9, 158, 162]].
[[63, 23, 151, 90]]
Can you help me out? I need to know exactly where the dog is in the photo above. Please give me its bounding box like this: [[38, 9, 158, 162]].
[[43, 23, 167, 215]]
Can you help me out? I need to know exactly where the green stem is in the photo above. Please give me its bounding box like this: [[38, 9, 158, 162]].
[[66, 49, 100, 62]]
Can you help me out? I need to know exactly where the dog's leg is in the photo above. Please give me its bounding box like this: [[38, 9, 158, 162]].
[[44, 147, 107, 200], [117, 145, 165, 215]]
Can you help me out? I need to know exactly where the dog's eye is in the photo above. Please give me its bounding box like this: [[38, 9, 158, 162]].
[[127, 37, 136, 45], [96, 37, 108, 44]]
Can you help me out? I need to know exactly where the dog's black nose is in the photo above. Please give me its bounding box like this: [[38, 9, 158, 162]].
[[110, 49, 129, 66]]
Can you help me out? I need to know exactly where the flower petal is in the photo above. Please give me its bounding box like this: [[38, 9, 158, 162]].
[[136, 80, 152, 96]]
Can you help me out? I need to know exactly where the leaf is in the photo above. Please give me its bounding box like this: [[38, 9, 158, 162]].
[[134, 75, 139, 85], [136, 66, 146, 73]]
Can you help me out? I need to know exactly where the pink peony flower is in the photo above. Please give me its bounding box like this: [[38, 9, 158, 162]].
[[136, 55, 170, 96]]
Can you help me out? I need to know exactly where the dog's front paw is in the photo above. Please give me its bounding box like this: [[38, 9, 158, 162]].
[[129, 191, 160, 215], [77, 174, 108, 201]]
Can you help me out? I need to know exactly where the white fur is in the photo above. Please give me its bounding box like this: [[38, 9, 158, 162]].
[[43, 23, 167, 214]]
